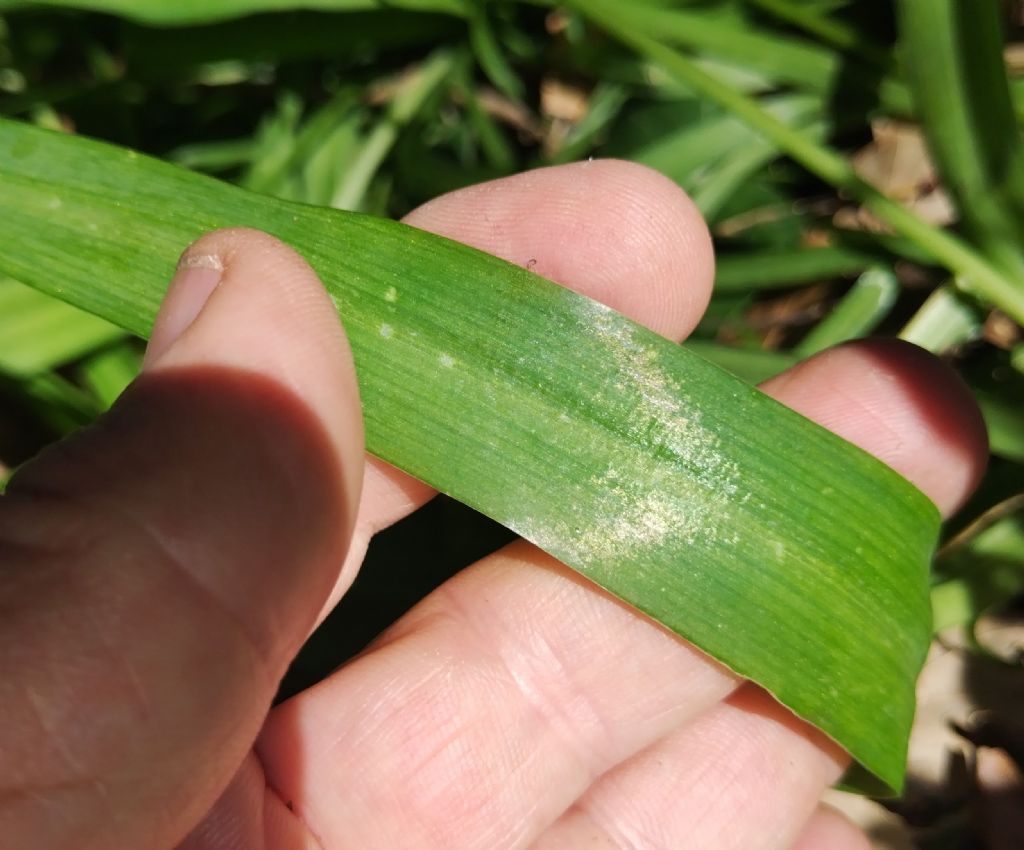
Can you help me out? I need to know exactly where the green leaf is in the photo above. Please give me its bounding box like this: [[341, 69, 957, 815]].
[[467, 2, 525, 101], [897, 0, 1024, 280], [0, 0, 469, 25], [682, 341, 796, 385], [0, 277, 124, 375], [933, 505, 1024, 632], [796, 267, 899, 357], [974, 389, 1024, 465], [0, 371, 101, 435], [0, 118, 939, 794], [329, 49, 456, 211], [715, 246, 880, 293], [599, 1, 839, 92], [78, 341, 141, 409], [745, 0, 889, 66], [899, 283, 981, 354]]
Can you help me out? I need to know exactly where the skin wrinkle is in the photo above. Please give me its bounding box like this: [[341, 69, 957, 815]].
[[585, 808, 658, 850], [0, 498, 173, 791], [554, 691, 843, 850], [21, 683, 94, 790], [260, 762, 328, 850], [300, 632, 474, 842], [73, 569, 155, 743], [438, 573, 616, 784], [374, 675, 494, 848], [439, 593, 602, 845], [0, 776, 98, 828], [321, 603, 563, 850], [90, 489, 277, 698]]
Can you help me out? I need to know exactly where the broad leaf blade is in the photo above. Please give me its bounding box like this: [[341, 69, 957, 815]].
[[0, 119, 938, 793]]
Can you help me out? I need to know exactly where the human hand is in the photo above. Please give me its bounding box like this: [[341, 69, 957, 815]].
[[0, 161, 987, 850]]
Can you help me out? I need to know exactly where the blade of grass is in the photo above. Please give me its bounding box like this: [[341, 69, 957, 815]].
[[0, 371, 101, 434], [682, 340, 797, 385], [973, 389, 1024, 464], [0, 277, 125, 375], [240, 92, 304, 196], [897, 0, 1024, 280], [745, 0, 890, 67], [576, 0, 1024, 325], [468, 1, 524, 101], [608, 93, 821, 193], [122, 11, 461, 79], [692, 117, 827, 222], [78, 342, 141, 409], [546, 81, 629, 165], [898, 283, 981, 353], [451, 54, 518, 173], [330, 49, 455, 211], [933, 507, 1024, 631], [0, 0, 470, 24], [796, 267, 899, 356], [715, 246, 880, 293], [593, 1, 838, 92], [169, 138, 256, 173], [0, 118, 938, 793]]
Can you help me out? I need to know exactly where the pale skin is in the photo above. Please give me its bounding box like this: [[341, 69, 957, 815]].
[[0, 161, 987, 850]]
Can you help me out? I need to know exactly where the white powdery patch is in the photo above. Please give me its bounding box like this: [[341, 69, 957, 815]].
[[515, 302, 741, 566], [586, 303, 738, 493]]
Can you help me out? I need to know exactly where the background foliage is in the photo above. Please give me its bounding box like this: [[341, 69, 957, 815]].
[[1, 0, 1023, 845]]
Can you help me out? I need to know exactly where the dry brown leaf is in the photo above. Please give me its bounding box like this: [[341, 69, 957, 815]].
[[540, 77, 589, 158], [541, 77, 589, 123], [853, 120, 939, 200], [982, 310, 1023, 351], [1004, 43, 1024, 73], [744, 283, 831, 349], [472, 86, 540, 138], [838, 120, 956, 232]]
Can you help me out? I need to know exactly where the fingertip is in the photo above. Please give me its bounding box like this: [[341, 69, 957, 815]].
[[761, 338, 988, 517], [404, 159, 714, 340], [152, 227, 365, 527]]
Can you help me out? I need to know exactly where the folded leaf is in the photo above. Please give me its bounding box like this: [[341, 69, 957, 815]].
[[0, 118, 938, 793]]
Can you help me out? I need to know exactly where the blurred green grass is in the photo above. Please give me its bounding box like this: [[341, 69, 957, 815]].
[[0, 2, 1022, 814]]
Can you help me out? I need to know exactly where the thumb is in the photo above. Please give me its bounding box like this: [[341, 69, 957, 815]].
[[0, 229, 364, 850]]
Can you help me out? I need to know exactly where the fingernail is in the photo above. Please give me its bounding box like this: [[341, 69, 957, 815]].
[[143, 253, 224, 369]]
